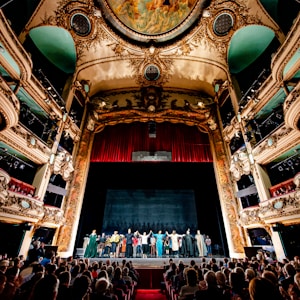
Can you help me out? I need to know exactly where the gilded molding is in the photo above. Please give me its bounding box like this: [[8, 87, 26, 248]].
[[50, 148, 74, 181], [284, 84, 300, 130], [239, 187, 300, 227], [210, 127, 245, 255], [0, 169, 64, 226], [253, 125, 293, 157], [42, 205, 64, 225]]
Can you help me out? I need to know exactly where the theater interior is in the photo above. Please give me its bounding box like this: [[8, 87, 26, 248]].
[[0, 0, 299, 261]]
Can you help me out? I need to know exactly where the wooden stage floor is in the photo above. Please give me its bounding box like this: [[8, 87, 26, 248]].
[[88, 256, 224, 269]]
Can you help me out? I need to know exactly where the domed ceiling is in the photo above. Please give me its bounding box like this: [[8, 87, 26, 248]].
[[97, 0, 211, 43]]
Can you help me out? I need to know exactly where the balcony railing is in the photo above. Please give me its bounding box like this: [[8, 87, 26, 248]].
[[239, 173, 300, 226]]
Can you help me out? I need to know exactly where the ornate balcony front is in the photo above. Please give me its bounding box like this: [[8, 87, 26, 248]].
[[239, 173, 300, 227], [0, 169, 64, 226]]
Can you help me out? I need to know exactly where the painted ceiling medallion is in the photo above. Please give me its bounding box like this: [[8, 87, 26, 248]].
[[98, 0, 210, 43]]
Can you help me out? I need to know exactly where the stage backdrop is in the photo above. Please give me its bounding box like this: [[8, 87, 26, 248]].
[[102, 189, 198, 234]]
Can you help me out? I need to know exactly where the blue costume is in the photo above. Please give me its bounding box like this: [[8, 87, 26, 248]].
[[153, 232, 166, 257]]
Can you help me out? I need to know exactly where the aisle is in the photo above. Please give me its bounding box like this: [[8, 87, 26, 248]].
[[135, 289, 166, 300]]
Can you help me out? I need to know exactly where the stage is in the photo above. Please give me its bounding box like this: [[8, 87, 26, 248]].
[[86, 256, 224, 269]]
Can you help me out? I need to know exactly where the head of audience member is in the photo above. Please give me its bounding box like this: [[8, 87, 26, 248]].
[[222, 267, 231, 284], [95, 278, 111, 295], [215, 271, 226, 287], [58, 270, 71, 287], [98, 269, 109, 281], [249, 277, 279, 300], [284, 263, 296, 278], [72, 275, 91, 299], [245, 268, 256, 283], [229, 272, 245, 293], [123, 267, 129, 277], [186, 268, 198, 287], [45, 263, 57, 275], [204, 270, 218, 288], [0, 260, 9, 274], [30, 274, 59, 300]]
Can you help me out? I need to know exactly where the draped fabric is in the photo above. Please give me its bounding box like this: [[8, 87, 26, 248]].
[[90, 122, 212, 162]]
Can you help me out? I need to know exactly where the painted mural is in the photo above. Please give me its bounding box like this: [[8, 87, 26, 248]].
[[107, 0, 198, 35]]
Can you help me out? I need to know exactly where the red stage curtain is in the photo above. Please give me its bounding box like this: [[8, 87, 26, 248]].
[[91, 122, 212, 162]]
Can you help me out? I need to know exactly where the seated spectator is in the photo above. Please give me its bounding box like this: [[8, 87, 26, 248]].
[[71, 274, 92, 300], [40, 250, 55, 267], [0, 259, 9, 275], [245, 268, 256, 287], [29, 274, 59, 300], [111, 266, 129, 299], [249, 277, 284, 300], [280, 263, 296, 292], [229, 271, 250, 300], [215, 270, 231, 299], [195, 270, 226, 300], [57, 270, 71, 300], [91, 278, 117, 300], [178, 268, 199, 300], [122, 267, 133, 285]]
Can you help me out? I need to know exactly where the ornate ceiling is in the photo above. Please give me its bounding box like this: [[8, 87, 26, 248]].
[[18, 0, 281, 102]]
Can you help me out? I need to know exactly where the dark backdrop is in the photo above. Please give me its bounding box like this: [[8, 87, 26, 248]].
[[76, 162, 228, 256]]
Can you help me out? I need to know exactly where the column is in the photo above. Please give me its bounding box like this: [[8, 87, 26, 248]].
[[209, 127, 246, 258], [56, 118, 95, 258]]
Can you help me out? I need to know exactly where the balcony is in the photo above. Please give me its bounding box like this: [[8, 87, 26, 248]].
[[239, 173, 300, 227], [0, 169, 64, 226]]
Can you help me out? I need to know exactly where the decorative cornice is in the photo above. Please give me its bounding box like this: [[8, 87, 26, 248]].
[[239, 189, 300, 227]]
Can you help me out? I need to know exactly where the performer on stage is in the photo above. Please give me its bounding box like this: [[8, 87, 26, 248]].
[[166, 230, 184, 257], [205, 235, 212, 257], [152, 230, 166, 257], [110, 230, 120, 258], [98, 233, 106, 257], [195, 229, 207, 257], [139, 230, 152, 258], [182, 228, 194, 257], [84, 229, 98, 258], [125, 228, 134, 258]]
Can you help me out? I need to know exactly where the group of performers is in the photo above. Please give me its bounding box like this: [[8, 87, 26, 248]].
[[83, 228, 212, 259]]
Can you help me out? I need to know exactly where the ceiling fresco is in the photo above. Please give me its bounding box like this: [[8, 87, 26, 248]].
[[99, 0, 210, 43]]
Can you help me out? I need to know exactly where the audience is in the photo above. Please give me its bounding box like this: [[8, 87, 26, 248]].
[[1, 250, 300, 300]]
